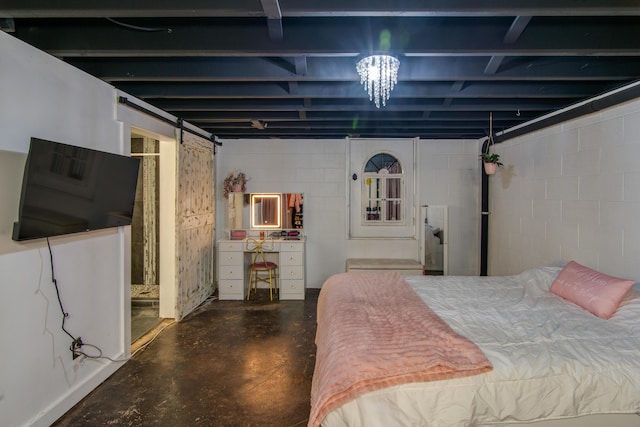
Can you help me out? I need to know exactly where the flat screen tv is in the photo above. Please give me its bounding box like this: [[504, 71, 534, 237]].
[[12, 137, 141, 241]]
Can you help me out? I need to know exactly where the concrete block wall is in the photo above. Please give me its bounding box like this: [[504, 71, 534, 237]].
[[488, 97, 640, 281]]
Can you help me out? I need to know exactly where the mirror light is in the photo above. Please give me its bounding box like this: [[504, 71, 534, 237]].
[[356, 55, 400, 108], [250, 193, 282, 230]]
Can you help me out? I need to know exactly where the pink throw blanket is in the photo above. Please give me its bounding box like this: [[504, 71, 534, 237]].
[[309, 272, 492, 427]]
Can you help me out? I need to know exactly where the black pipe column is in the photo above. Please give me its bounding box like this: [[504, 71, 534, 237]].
[[480, 139, 491, 276]]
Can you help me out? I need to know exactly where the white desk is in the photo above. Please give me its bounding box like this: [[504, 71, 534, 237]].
[[217, 238, 306, 300]]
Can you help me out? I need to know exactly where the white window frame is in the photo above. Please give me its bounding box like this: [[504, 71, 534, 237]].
[[348, 138, 416, 239]]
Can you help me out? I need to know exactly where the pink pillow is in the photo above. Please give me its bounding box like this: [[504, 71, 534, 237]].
[[550, 261, 635, 319]]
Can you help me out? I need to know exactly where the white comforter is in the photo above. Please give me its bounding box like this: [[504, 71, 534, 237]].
[[322, 266, 640, 426]]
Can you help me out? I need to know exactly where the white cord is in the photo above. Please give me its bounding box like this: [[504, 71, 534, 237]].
[[130, 320, 176, 359]]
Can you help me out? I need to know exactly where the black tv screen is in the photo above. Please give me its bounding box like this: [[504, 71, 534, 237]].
[[12, 137, 141, 241]]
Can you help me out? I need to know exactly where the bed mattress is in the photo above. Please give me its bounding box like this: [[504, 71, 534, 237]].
[[320, 266, 640, 426]]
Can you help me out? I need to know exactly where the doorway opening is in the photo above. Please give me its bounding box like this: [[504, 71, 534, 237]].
[[420, 205, 448, 275], [130, 134, 162, 343]]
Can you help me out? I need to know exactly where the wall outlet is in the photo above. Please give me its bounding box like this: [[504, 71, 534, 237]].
[[71, 337, 82, 360]]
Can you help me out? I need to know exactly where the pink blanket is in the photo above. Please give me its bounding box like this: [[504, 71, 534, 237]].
[[309, 272, 492, 427]]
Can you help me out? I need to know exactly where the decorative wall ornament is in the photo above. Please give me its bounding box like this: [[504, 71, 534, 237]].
[[222, 170, 249, 198], [356, 55, 400, 108]]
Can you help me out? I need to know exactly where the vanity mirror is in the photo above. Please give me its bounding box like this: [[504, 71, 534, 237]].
[[250, 193, 281, 229], [249, 193, 304, 230]]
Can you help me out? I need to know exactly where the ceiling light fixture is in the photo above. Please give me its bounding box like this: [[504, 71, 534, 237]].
[[356, 55, 400, 108]]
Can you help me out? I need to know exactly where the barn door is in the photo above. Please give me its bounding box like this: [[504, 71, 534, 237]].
[[175, 131, 215, 320]]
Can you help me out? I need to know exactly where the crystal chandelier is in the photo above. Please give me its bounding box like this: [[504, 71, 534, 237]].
[[356, 55, 400, 108]]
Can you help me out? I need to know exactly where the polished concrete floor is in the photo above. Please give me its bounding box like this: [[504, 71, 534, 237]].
[[53, 288, 319, 427]]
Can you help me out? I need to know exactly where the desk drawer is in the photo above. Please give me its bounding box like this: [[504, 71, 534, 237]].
[[219, 241, 245, 252], [280, 266, 304, 280], [218, 279, 244, 300], [281, 241, 304, 252], [280, 251, 303, 266], [218, 251, 243, 266], [279, 279, 304, 299], [219, 265, 244, 280]]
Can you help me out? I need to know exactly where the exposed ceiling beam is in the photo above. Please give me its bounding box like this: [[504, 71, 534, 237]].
[[451, 81, 465, 91], [206, 120, 526, 129], [504, 15, 532, 43], [484, 15, 532, 81], [3, 1, 640, 18], [443, 81, 466, 106], [206, 128, 487, 138], [154, 100, 572, 113], [200, 117, 528, 126], [113, 81, 618, 99], [484, 56, 505, 75], [280, 1, 640, 17], [66, 57, 640, 83], [14, 17, 640, 58], [294, 56, 308, 76], [260, 0, 283, 40]]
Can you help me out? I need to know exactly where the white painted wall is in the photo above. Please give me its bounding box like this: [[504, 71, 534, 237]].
[[215, 137, 480, 288], [0, 32, 179, 427], [487, 96, 640, 283]]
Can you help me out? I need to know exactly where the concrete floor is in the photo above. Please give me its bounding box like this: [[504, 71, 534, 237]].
[[53, 288, 319, 427]]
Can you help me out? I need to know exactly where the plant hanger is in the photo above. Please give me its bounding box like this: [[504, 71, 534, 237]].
[[484, 112, 495, 154], [481, 112, 503, 174]]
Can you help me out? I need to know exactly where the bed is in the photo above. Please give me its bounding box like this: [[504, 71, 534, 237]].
[[309, 265, 640, 427]]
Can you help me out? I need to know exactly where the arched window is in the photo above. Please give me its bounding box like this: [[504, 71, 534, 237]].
[[362, 153, 404, 223], [349, 138, 415, 238]]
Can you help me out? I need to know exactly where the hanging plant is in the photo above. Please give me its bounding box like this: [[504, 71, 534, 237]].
[[481, 112, 503, 175], [480, 152, 503, 166], [223, 170, 249, 198]]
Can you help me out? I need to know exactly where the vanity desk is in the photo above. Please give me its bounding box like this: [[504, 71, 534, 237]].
[[217, 237, 306, 301]]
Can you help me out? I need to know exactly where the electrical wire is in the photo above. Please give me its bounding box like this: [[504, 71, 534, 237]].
[[47, 237, 168, 364], [105, 17, 172, 33], [46, 237, 77, 342], [130, 320, 176, 358]]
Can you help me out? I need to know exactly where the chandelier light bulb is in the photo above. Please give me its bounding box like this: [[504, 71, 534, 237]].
[[356, 55, 400, 108]]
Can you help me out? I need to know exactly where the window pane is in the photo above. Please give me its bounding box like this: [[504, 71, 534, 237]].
[[362, 153, 404, 225], [386, 177, 401, 199], [364, 153, 402, 173], [386, 200, 402, 221], [365, 177, 382, 221], [365, 201, 381, 221]]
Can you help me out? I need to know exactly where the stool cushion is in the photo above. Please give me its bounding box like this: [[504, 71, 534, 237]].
[[251, 262, 278, 270]]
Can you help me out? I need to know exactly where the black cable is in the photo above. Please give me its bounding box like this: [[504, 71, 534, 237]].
[[46, 237, 77, 342], [47, 238, 125, 363], [105, 17, 172, 33]]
